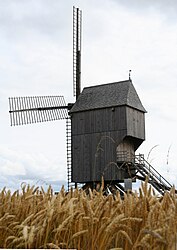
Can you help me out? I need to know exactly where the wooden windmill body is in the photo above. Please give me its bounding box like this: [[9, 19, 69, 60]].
[[70, 80, 146, 184]]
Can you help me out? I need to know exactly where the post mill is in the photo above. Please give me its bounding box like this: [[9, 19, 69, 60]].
[[9, 6, 173, 195]]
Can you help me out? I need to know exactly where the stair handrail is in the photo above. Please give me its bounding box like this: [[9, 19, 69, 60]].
[[135, 154, 172, 189]]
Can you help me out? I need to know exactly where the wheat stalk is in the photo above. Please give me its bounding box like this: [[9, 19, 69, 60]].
[[0, 179, 177, 249]]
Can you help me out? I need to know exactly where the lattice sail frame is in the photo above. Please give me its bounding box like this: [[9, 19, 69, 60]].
[[73, 6, 82, 99], [9, 96, 68, 126]]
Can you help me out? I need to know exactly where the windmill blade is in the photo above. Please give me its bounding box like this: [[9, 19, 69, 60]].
[[73, 6, 82, 99], [9, 95, 69, 126]]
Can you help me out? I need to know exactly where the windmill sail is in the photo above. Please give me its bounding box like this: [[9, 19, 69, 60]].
[[9, 95, 68, 126], [73, 6, 82, 99]]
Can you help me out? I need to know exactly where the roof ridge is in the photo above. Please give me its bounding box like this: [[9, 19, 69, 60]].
[[83, 79, 131, 90]]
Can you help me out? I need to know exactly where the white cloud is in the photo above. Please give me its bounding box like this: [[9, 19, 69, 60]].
[[111, 0, 177, 20], [0, 144, 67, 191], [1, 0, 177, 191]]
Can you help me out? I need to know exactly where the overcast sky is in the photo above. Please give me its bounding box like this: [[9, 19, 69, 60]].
[[0, 0, 177, 192]]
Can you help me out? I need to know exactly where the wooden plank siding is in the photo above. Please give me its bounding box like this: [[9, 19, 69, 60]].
[[72, 132, 127, 182], [71, 106, 145, 183], [71, 106, 127, 182], [126, 107, 145, 147], [71, 106, 127, 135]]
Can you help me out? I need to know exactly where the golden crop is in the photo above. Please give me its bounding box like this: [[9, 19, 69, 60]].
[[0, 179, 177, 249]]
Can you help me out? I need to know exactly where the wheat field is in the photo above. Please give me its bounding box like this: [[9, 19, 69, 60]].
[[0, 179, 177, 249]]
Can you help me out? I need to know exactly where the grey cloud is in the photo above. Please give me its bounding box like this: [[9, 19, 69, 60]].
[[0, 174, 66, 192], [0, 146, 67, 191], [112, 0, 177, 20], [0, 0, 72, 41], [1, 0, 177, 191], [112, 0, 177, 9]]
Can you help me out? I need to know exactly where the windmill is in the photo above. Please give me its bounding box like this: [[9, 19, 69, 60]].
[[9, 7, 174, 194]]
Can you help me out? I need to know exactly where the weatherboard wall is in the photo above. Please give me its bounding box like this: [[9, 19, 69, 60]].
[[71, 106, 127, 135], [71, 105, 145, 183], [126, 107, 145, 142]]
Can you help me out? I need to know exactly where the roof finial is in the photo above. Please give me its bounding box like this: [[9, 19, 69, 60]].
[[129, 69, 132, 81]]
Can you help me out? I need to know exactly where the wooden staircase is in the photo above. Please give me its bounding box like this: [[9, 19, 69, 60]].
[[133, 154, 173, 195]]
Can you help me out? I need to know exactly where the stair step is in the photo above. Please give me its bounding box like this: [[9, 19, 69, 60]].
[[134, 155, 173, 194]]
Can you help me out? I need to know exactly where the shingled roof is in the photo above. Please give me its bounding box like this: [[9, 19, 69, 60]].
[[70, 80, 146, 113]]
